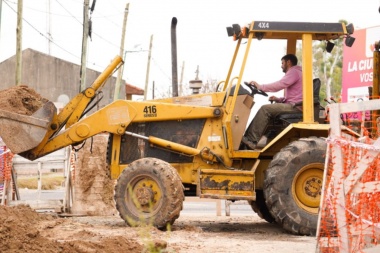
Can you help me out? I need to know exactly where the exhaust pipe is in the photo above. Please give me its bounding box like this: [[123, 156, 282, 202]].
[[171, 17, 178, 97]]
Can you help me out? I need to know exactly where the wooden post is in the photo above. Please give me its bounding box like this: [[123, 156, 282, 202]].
[[80, 0, 89, 92], [179, 61, 185, 96], [152, 81, 155, 99], [0, 0, 3, 40], [46, 0, 52, 54], [114, 3, 129, 101], [16, 0, 23, 86], [144, 35, 153, 100]]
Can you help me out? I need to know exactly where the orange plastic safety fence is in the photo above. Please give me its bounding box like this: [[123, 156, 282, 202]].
[[317, 129, 380, 252], [0, 146, 13, 181], [1, 146, 14, 205]]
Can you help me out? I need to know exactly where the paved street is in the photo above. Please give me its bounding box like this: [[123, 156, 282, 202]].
[[16, 188, 254, 216]]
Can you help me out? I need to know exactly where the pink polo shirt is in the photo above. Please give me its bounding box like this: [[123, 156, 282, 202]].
[[260, 65, 303, 104]]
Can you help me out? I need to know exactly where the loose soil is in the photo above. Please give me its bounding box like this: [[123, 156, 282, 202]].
[[0, 204, 316, 253], [0, 205, 143, 252], [72, 134, 117, 216], [0, 85, 48, 115]]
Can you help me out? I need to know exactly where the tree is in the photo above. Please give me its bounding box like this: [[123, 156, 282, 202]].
[[296, 20, 348, 107]]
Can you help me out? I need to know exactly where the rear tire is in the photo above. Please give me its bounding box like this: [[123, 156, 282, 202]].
[[248, 190, 275, 223], [264, 137, 326, 235], [114, 158, 184, 229]]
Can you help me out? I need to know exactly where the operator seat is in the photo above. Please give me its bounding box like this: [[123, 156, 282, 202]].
[[277, 78, 321, 123], [256, 78, 321, 147]]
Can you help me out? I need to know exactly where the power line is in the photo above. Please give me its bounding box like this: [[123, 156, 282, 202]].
[[55, 0, 82, 25], [152, 57, 172, 82], [3, 0, 123, 70], [2, 1, 149, 72], [5, 0, 81, 18], [9, 0, 124, 51], [54, 0, 121, 49], [3, 0, 79, 60]]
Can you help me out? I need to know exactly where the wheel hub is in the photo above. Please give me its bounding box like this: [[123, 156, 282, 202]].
[[293, 164, 324, 214], [304, 177, 322, 198], [135, 186, 154, 206], [129, 178, 161, 213]]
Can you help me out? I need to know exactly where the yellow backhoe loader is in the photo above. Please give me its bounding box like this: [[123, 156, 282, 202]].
[[0, 20, 357, 235]]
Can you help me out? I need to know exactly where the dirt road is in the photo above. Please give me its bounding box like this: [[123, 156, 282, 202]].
[[0, 204, 316, 253], [64, 214, 316, 253]]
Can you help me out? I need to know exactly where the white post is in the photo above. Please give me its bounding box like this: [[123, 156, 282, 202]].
[[37, 161, 42, 200], [63, 147, 72, 212], [328, 103, 350, 252], [1, 180, 6, 205]]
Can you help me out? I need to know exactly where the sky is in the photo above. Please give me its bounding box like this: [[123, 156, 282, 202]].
[[1, 0, 380, 101]]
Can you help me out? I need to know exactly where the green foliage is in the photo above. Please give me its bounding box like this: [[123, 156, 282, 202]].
[[296, 20, 349, 107]]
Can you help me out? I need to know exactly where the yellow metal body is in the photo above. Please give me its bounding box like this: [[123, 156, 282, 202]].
[[17, 20, 354, 202], [22, 56, 124, 159]]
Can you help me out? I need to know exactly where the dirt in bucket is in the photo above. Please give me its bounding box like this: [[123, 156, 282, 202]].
[[0, 85, 48, 115]]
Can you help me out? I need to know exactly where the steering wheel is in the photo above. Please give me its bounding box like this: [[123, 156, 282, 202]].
[[244, 82, 268, 97]]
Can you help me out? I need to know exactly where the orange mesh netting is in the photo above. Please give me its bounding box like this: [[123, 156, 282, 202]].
[[0, 146, 14, 204], [0, 146, 13, 181], [317, 112, 380, 252]]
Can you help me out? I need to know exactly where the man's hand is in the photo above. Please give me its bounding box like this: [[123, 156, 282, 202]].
[[269, 96, 276, 103], [248, 81, 261, 90], [269, 96, 283, 103]]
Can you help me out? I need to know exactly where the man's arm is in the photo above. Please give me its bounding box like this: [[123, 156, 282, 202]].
[[251, 67, 301, 92]]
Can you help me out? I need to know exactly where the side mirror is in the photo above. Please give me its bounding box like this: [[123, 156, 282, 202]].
[[345, 36, 356, 47]]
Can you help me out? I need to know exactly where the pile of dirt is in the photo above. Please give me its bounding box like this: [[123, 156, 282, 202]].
[[0, 205, 76, 252], [72, 134, 117, 216], [0, 205, 144, 252], [0, 85, 48, 115]]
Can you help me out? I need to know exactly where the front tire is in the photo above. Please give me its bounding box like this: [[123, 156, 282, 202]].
[[114, 158, 184, 229], [264, 137, 326, 235]]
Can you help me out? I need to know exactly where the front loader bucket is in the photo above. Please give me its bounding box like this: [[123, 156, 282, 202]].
[[0, 101, 56, 154]]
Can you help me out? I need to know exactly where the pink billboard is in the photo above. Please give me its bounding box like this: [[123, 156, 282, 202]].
[[342, 26, 380, 103]]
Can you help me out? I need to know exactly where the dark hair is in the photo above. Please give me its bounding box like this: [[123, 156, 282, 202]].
[[281, 54, 298, 66]]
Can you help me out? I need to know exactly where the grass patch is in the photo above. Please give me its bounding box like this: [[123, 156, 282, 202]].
[[17, 174, 65, 190]]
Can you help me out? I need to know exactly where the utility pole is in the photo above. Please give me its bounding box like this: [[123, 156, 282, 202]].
[[152, 81, 155, 99], [114, 3, 129, 101], [16, 0, 23, 86], [144, 35, 153, 100], [80, 0, 90, 92], [46, 0, 52, 55], [0, 0, 3, 40], [179, 61, 185, 96]]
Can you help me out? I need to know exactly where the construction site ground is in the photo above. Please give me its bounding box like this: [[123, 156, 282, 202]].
[[1, 198, 316, 253]]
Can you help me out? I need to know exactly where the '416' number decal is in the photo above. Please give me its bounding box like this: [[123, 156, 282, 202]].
[[143, 105, 157, 117]]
